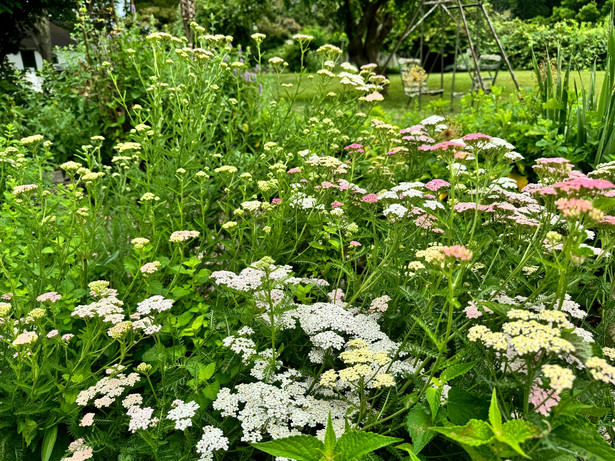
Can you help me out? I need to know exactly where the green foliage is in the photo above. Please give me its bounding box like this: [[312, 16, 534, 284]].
[[252, 414, 402, 461], [433, 390, 540, 459]]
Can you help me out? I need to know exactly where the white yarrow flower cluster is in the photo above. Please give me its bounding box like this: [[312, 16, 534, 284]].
[[167, 399, 200, 430], [196, 426, 229, 461], [76, 369, 141, 408]]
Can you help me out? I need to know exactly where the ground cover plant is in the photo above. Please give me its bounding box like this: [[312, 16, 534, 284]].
[[2, 14, 615, 461]]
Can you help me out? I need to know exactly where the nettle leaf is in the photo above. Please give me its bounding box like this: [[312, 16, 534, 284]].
[[251, 435, 323, 461], [432, 419, 494, 447], [406, 404, 436, 453], [334, 431, 403, 461], [488, 390, 502, 434], [440, 361, 477, 383], [323, 413, 336, 456], [425, 387, 442, 419], [499, 419, 539, 458], [447, 387, 489, 425], [551, 417, 615, 461]]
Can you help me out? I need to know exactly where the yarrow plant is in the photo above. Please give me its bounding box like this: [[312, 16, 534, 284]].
[[1, 10, 615, 461]]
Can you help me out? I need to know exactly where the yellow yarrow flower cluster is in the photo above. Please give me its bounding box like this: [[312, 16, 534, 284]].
[[319, 339, 394, 388], [468, 309, 576, 357]]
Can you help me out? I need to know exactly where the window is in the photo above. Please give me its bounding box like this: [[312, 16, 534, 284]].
[[21, 50, 37, 69]]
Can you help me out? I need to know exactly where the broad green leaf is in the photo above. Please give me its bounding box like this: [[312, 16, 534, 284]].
[[425, 387, 441, 420], [41, 425, 57, 461], [447, 387, 489, 425], [323, 413, 336, 456], [499, 419, 539, 458], [406, 404, 436, 453], [395, 443, 423, 461], [551, 418, 615, 461], [251, 435, 324, 461], [488, 390, 502, 434], [199, 363, 216, 382], [432, 419, 494, 447], [202, 380, 219, 400], [440, 361, 477, 383], [334, 431, 403, 461]]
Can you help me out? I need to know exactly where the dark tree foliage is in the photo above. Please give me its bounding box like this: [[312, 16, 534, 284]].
[[0, 0, 77, 63]]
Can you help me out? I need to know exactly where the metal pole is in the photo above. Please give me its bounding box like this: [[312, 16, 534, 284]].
[[381, 4, 439, 71], [440, 6, 444, 93], [480, 3, 520, 90], [419, 5, 424, 109], [456, 0, 484, 91], [450, 10, 460, 110]]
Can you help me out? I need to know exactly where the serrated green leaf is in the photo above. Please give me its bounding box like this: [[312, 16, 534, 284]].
[[251, 435, 324, 461], [499, 419, 539, 458], [199, 363, 215, 382], [447, 387, 489, 425], [432, 419, 494, 446], [551, 418, 615, 461], [406, 404, 436, 453], [440, 361, 477, 383], [323, 412, 336, 456], [335, 431, 402, 461], [425, 387, 441, 419], [488, 390, 502, 434]]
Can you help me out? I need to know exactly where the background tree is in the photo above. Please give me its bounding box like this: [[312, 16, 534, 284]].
[[0, 0, 77, 64]]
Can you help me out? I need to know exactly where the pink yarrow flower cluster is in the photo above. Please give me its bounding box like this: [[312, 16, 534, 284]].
[[425, 179, 450, 191], [556, 198, 604, 220], [344, 143, 364, 153], [36, 291, 61, 303], [362, 193, 379, 203], [63, 438, 94, 461], [418, 141, 465, 152], [442, 245, 473, 261]]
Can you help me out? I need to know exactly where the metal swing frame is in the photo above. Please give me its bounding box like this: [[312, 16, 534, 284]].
[[383, 0, 519, 109]]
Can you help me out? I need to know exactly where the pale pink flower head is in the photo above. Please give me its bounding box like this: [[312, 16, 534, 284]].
[[454, 151, 471, 160], [80, 413, 95, 427], [344, 143, 364, 153], [532, 157, 574, 182], [271, 198, 282, 205], [330, 201, 344, 208], [1, 293, 13, 300], [464, 301, 482, 319], [47, 329, 59, 338], [529, 385, 560, 416], [425, 179, 450, 191], [37, 291, 61, 303], [66, 438, 94, 460], [462, 133, 492, 142], [598, 215, 615, 228], [552, 177, 615, 197], [362, 193, 379, 203], [62, 333, 74, 342], [419, 140, 466, 152], [556, 198, 604, 220], [349, 241, 361, 247], [287, 168, 301, 174], [442, 245, 473, 261]]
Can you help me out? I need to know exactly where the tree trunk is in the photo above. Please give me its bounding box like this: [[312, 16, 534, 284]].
[[344, 0, 395, 73], [180, 0, 196, 46], [31, 17, 52, 62]]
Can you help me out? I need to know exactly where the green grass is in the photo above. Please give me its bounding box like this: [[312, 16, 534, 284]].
[[268, 69, 606, 121]]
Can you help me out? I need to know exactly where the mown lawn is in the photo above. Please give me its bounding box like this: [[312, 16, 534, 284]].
[[266, 69, 605, 121]]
